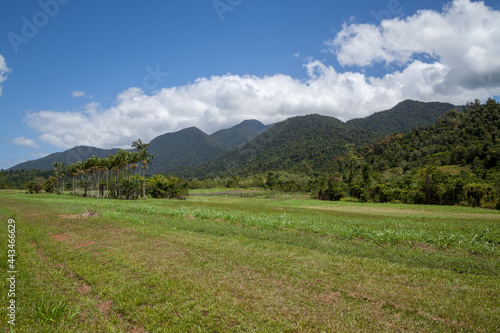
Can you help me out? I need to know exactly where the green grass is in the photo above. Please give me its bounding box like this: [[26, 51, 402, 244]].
[[0, 192, 499, 332]]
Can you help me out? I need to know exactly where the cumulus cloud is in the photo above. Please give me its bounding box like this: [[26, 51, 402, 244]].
[[0, 55, 11, 96], [24, 0, 500, 150], [329, 0, 500, 93], [72, 90, 86, 97], [11, 137, 41, 149]]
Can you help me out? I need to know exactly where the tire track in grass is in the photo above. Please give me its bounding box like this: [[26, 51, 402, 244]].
[[32, 233, 148, 332], [1, 195, 148, 332]]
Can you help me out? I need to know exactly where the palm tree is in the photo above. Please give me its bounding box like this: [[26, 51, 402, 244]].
[[101, 157, 112, 198], [51, 162, 67, 194], [132, 139, 152, 199], [68, 162, 80, 196], [113, 149, 130, 198]]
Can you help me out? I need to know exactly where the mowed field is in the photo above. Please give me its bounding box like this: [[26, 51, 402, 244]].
[[0, 191, 499, 332]]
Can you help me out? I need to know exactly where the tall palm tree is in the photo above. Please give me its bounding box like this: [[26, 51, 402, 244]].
[[68, 162, 79, 196], [132, 139, 152, 200], [51, 161, 67, 194]]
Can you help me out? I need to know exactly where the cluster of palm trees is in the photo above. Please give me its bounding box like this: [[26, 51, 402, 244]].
[[52, 139, 152, 200]]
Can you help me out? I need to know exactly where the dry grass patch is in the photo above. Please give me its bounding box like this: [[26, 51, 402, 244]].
[[59, 208, 100, 219], [50, 233, 71, 242]]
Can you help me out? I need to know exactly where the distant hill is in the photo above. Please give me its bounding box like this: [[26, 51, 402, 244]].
[[147, 127, 229, 174], [179, 114, 378, 177], [10, 146, 121, 171], [211, 119, 272, 150], [346, 100, 459, 134], [9, 120, 270, 173]]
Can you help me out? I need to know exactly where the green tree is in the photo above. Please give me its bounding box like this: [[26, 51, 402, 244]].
[[146, 175, 188, 200], [25, 180, 42, 194], [43, 177, 57, 193], [132, 139, 152, 200]]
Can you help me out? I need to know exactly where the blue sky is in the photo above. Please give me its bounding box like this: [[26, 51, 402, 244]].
[[1, 0, 499, 169]]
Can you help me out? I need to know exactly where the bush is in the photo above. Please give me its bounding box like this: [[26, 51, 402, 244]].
[[147, 175, 189, 200], [44, 177, 57, 193], [314, 176, 343, 201], [25, 180, 42, 194]]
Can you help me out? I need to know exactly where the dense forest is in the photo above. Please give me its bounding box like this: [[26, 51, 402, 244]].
[[0, 169, 53, 190], [177, 114, 379, 178], [324, 99, 500, 208], [345, 100, 459, 135]]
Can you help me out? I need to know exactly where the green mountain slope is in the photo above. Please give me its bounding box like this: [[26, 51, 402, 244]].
[[353, 99, 499, 170], [9, 146, 121, 171], [7, 120, 268, 173], [211, 119, 272, 150], [181, 114, 378, 177], [330, 99, 500, 207], [147, 127, 229, 174], [346, 100, 458, 134]]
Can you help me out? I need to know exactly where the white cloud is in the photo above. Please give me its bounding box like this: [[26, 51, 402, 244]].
[[11, 137, 41, 149], [24, 0, 500, 150], [329, 0, 500, 92], [0, 55, 11, 96], [72, 90, 85, 97]]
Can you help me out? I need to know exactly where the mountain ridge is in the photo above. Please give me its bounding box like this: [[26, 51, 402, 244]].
[[210, 119, 272, 150], [9, 120, 271, 172], [346, 100, 459, 134], [9, 100, 459, 174]]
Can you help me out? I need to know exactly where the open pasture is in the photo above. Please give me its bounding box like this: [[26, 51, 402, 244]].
[[0, 192, 499, 332]]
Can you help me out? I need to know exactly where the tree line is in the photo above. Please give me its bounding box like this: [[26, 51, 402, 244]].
[[185, 99, 500, 209], [23, 139, 188, 200]]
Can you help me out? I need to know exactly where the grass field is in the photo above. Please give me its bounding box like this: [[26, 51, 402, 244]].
[[0, 191, 499, 332]]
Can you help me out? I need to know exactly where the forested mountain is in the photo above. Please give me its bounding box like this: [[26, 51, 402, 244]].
[[179, 114, 378, 178], [8, 120, 269, 173], [346, 100, 459, 134], [7, 100, 458, 178], [210, 119, 272, 150], [10, 146, 121, 171], [178, 100, 459, 178], [329, 99, 500, 207], [347, 99, 498, 171], [147, 127, 229, 174]]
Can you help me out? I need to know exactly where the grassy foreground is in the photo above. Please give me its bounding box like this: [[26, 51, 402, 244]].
[[0, 191, 499, 332]]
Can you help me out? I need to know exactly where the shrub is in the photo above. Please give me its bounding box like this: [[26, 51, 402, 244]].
[[25, 180, 42, 194], [147, 175, 189, 200]]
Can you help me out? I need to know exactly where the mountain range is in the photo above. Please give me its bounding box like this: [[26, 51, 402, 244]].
[[9, 118, 271, 173], [9, 100, 458, 176]]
